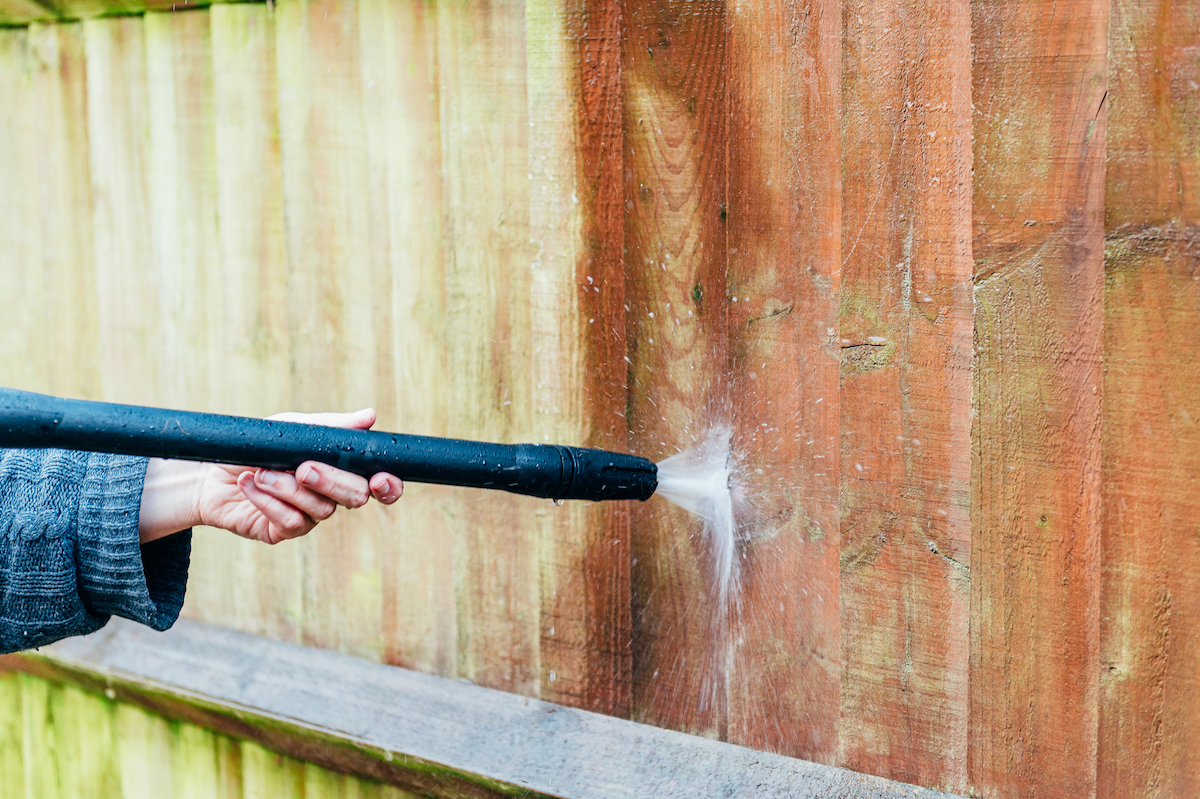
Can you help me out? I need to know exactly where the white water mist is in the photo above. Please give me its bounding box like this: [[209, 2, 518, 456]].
[[654, 425, 738, 608]]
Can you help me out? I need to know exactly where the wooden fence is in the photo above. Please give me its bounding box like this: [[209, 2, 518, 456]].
[[0, 0, 1196, 795]]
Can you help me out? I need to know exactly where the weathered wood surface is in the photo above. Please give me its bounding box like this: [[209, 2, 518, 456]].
[[622, 0, 731, 739], [0, 619, 968, 799], [724, 0, 842, 764], [839, 0, 972, 788], [970, 0, 1107, 794], [1, 0, 1199, 794], [1099, 0, 1200, 796]]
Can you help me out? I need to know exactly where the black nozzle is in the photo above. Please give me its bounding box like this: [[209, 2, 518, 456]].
[[0, 388, 657, 502]]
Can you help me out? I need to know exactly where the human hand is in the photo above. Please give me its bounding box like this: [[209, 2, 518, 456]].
[[138, 409, 403, 545]]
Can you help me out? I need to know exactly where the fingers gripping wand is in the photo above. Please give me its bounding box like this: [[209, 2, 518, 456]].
[[0, 389, 658, 503]]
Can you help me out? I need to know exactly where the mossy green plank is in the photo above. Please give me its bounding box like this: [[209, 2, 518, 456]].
[[51, 684, 119, 799], [0, 673, 26, 799], [114, 701, 175, 798], [0, 0, 54, 26], [168, 722, 224, 799], [18, 673, 61, 799], [240, 740, 306, 799]]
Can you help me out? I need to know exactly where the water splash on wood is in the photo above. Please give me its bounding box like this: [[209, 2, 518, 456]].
[[655, 425, 739, 609]]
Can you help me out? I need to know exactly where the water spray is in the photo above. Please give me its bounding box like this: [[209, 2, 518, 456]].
[[0, 388, 657, 503]]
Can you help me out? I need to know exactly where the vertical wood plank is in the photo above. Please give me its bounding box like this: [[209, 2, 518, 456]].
[[837, 0, 973, 787], [525, 0, 633, 715], [0, 28, 48, 396], [0, 674, 24, 799], [437, 0, 540, 695], [84, 15, 159, 406], [1099, 0, 1200, 795], [239, 741, 305, 799], [144, 8, 218, 412], [50, 685, 119, 799], [275, 0, 385, 660], [355, 0, 457, 678], [18, 674, 62, 799], [532, 0, 633, 715], [198, 2, 300, 644], [970, 0, 1107, 793], [26, 22, 101, 401], [623, 0, 730, 737], [723, 0, 842, 762], [115, 701, 175, 798], [169, 723, 222, 799]]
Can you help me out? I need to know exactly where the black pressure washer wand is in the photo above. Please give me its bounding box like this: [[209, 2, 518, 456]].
[[0, 388, 657, 502]]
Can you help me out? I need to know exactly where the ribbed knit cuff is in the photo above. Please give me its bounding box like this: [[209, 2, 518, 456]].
[[75, 453, 191, 631]]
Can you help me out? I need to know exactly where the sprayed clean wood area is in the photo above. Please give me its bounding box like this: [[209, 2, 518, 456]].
[[0, 0, 1195, 796]]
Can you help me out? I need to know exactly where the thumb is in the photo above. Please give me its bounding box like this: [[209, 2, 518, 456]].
[[267, 408, 377, 430]]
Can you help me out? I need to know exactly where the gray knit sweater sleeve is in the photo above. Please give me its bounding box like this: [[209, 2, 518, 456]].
[[0, 448, 191, 654]]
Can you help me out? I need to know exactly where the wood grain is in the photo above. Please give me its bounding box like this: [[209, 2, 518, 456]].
[[723, 0, 842, 762], [838, 0, 973, 787], [83, 16, 160, 407], [623, 0, 730, 738], [527, 0, 631, 715], [355, 0, 457, 678], [274, 0, 386, 661], [0, 27, 47, 397], [144, 8, 218, 412], [190, 2, 300, 643], [1099, 0, 1200, 794], [970, 0, 1107, 793], [437, 0, 540, 696], [25, 22, 101, 402]]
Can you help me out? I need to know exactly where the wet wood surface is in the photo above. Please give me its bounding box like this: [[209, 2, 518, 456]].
[[1, 0, 1198, 794], [724, 0, 842, 764]]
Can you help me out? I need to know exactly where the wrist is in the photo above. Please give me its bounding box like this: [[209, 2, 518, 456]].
[[138, 458, 205, 544]]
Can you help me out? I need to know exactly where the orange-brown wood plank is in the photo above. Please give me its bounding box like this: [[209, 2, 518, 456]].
[[1099, 0, 1200, 794], [969, 0, 1107, 793], [723, 0, 842, 762], [837, 0, 973, 787], [530, 0, 632, 715], [623, 0, 730, 737], [437, 0, 540, 696]]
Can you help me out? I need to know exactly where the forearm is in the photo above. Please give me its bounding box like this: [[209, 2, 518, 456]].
[[138, 458, 205, 544]]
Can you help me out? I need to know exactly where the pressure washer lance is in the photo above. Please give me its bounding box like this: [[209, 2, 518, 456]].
[[0, 388, 658, 503]]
